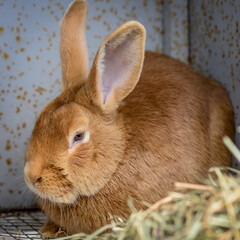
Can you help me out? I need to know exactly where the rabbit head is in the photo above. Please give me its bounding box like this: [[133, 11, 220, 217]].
[[24, 0, 146, 204]]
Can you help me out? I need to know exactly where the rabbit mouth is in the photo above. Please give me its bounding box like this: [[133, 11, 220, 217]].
[[32, 184, 77, 204], [24, 174, 77, 204]]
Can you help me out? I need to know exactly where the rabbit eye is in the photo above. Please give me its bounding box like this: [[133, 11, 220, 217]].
[[70, 131, 90, 149], [74, 132, 85, 142]]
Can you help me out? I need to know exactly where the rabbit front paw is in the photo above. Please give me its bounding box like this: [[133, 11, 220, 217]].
[[39, 220, 67, 238]]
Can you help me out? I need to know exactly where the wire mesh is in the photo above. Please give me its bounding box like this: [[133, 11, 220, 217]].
[[0, 211, 47, 240]]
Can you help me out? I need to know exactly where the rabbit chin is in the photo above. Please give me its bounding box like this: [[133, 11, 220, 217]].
[[37, 191, 77, 204]]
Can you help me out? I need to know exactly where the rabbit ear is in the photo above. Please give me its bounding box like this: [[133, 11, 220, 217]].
[[60, 0, 89, 91], [88, 21, 146, 113]]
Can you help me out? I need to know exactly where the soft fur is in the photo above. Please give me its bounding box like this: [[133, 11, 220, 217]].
[[24, 0, 234, 237]]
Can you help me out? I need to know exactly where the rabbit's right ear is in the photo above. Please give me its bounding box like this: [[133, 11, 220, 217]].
[[60, 0, 89, 91], [87, 21, 146, 113]]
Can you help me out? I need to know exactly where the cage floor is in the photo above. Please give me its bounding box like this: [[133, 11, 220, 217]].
[[0, 211, 47, 240]]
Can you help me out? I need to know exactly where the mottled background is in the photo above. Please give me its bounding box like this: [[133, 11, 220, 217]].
[[0, 0, 239, 210]]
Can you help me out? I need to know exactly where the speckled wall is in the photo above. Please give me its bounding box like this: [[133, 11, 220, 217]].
[[0, 0, 239, 210], [0, 0, 189, 210], [189, 0, 240, 169], [163, 0, 188, 63]]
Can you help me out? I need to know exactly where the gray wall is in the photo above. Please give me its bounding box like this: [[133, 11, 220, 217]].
[[0, 0, 239, 210], [189, 0, 240, 168]]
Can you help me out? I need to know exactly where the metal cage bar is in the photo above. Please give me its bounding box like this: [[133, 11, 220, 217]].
[[0, 211, 46, 239]]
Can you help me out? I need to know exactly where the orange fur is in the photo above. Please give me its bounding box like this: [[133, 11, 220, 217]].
[[60, 0, 89, 90], [24, 0, 234, 237]]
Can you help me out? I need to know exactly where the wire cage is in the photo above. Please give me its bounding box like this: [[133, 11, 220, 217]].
[[0, 211, 46, 240]]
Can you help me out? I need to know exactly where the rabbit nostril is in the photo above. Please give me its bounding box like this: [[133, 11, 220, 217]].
[[36, 177, 42, 183], [33, 176, 42, 186]]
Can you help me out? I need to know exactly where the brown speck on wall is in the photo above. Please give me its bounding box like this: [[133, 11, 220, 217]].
[[16, 35, 21, 42], [8, 190, 13, 194], [5, 158, 12, 166], [0, 26, 4, 35], [5, 140, 11, 151], [16, 107, 20, 113], [3, 52, 9, 60], [18, 72, 24, 77]]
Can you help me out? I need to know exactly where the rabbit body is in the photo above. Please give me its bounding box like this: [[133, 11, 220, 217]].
[[35, 51, 234, 236], [24, 0, 234, 237]]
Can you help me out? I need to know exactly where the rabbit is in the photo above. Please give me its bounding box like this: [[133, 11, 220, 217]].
[[23, 0, 234, 237]]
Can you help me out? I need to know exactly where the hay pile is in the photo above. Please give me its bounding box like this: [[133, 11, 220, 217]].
[[55, 136, 240, 240]]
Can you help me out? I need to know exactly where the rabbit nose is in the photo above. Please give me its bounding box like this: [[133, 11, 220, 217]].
[[27, 171, 43, 186], [24, 161, 43, 185], [31, 176, 42, 185]]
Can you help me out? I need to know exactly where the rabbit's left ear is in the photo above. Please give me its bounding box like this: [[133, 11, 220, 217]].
[[87, 21, 146, 113], [60, 0, 89, 91]]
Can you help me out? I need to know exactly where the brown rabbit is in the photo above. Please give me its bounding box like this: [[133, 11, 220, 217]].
[[24, 0, 234, 237]]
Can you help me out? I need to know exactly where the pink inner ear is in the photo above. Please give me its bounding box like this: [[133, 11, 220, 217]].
[[100, 33, 136, 104]]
